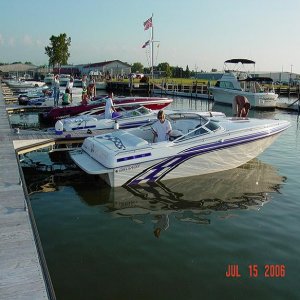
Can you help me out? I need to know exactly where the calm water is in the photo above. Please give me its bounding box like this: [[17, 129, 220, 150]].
[[20, 97, 300, 300]]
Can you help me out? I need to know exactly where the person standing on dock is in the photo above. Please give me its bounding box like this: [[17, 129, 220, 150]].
[[232, 95, 251, 117], [88, 76, 96, 99], [66, 76, 74, 103], [105, 91, 117, 118], [52, 74, 60, 107], [81, 74, 88, 104]]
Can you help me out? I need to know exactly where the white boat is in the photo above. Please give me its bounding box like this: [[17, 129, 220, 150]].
[[6, 79, 36, 89], [73, 78, 83, 87], [209, 59, 278, 108], [55, 106, 158, 133], [44, 73, 54, 85], [59, 74, 71, 86], [70, 111, 290, 187], [95, 81, 107, 90]]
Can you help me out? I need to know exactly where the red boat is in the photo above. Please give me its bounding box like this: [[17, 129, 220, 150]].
[[39, 96, 173, 125]]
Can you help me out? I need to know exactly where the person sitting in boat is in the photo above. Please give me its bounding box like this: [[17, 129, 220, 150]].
[[62, 88, 71, 105], [233, 95, 251, 117], [105, 91, 117, 119], [152, 110, 172, 142]]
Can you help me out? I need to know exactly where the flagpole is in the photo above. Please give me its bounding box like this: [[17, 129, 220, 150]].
[[151, 13, 154, 80]]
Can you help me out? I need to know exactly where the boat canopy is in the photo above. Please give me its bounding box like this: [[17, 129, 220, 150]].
[[225, 59, 255, 64]]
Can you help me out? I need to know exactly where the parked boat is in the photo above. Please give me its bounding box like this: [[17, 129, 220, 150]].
[[44, 73, 54, 85], [209, 59, 278, 108], [95, 81, 107, 90], [55, 105, 158, 133], [70, 111, 289, 187], [39, 96, 173, 125], [6, 79, 36, 89], [73, 78, 83, 88], [18, 86, 52, 105], [59, 74, 71, 86]]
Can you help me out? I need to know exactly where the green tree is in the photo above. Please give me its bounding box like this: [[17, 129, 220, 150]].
[[131, 62, 144, 73], [172, 66, 183, 78], [185, 65, 190, 78], [45, 33, 71, 68], [157, 62, 172, 77]]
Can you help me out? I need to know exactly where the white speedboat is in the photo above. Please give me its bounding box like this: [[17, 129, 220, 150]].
[[209, 59, 278, 108], [6, 79, 36, 89], [70, 111, 290, 187], [55, 106, 158, 133]]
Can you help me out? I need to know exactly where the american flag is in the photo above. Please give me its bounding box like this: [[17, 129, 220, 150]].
[[142, 40, 150, 48], [143, 17, 152, 31]]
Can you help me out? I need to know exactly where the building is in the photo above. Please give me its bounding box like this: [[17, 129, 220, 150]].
[[52, 60, 131, 78], [0, 63, 39, 79], [80, 60, 131, 77]]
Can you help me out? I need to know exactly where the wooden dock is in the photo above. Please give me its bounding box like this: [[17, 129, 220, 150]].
[[0, 89, 54, 299]]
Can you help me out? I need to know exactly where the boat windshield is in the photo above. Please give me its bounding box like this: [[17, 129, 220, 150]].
[[167, 113, 221, 142], [117, 106, 151, 118]]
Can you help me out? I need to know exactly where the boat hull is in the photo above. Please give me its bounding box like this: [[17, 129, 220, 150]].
[[103, 133, 279, 186], [39, 97, 173, 125], [209, 87, 278, 108]]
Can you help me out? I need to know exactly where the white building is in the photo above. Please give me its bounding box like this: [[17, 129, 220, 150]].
[[80, 60, 131, 77]]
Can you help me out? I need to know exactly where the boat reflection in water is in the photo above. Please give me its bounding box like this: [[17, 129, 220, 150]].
[[23, 157, 285, 236], [80, 158, 285, 236]]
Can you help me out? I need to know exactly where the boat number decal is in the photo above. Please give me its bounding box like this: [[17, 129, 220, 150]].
[[116, 164, 140, 173]]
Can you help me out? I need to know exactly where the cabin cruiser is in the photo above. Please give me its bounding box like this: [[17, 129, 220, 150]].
[[39, 96, 173, 125], [70, 111, 290, 187], [54, 106, 158, 133], [209, 59, 278, 108]]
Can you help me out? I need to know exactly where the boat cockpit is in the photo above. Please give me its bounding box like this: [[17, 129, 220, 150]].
[[167, 113, 222, 142]]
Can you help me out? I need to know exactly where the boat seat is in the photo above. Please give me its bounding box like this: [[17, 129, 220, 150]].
[[169, 129, 183, 141]]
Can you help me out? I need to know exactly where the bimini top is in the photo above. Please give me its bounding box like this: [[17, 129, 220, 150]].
[[225, 59, 255, 64]]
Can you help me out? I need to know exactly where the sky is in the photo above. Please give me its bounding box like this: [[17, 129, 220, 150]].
[[1, 0, 300, 73]]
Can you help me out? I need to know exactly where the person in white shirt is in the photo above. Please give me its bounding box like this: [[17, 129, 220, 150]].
[[105, 91, 117, 119], [66, 77, 74, 103], [152, 110, 172, 142]]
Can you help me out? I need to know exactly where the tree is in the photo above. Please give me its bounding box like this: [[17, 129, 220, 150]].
[[172, 66, 183, 78], [157, 62, 172, 77], [185, 65, 190, 78], [45, 33, 71, 69], [131, 62, 144, 73]]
